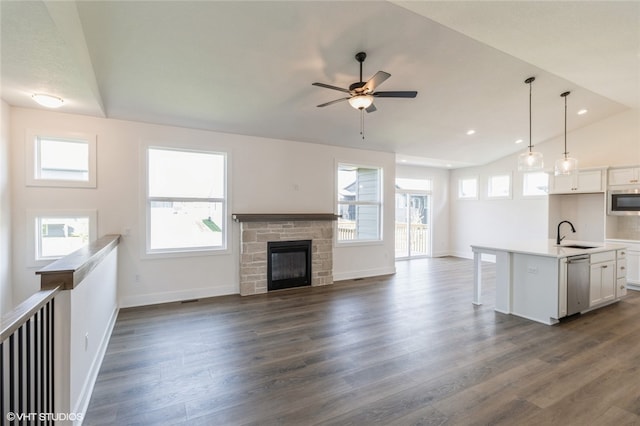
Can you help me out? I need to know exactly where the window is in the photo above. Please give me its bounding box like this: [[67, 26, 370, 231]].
[[27, 209, 97, 263], [458, 177, 478, 199], [395, 177, 432, 192], [523, 172, 549, 196], [146, 147, 226, 254], [337, 163, 382, 242], [26, 130, 97, 188], [487, 174, 512, 199]]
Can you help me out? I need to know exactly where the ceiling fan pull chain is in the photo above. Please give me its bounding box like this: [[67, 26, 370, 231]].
[[360, 109, 365, 139]]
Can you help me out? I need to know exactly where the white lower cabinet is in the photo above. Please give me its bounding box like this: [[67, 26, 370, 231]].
[[590, 251, 616, 307], [616, 250, 627, 298]]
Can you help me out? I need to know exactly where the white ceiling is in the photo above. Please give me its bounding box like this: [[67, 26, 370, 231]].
[[2, 1, 638, 168]]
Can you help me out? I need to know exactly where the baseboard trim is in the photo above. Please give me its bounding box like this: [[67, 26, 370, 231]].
[[119, 285, 237, 309], [333, 266, 396, 282]]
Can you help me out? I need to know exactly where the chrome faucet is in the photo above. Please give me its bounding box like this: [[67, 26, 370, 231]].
[[556, 220, 576, 245]]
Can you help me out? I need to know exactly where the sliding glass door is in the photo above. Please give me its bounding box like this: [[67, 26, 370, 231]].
[[395, 192, 430, 259]]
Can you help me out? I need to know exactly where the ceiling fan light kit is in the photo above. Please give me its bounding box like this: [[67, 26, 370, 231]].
[[517, 76, 544, 172], [312, 51, 418, 139], [554, 91, 578, 176], [348, 94, 374, 110]]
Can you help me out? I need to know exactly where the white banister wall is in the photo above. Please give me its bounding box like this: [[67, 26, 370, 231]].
[[54, 247, 119, 424]]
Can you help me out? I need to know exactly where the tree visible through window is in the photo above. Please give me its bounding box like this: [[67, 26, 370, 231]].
[[337, 164, 382, 242], [147, 147, 226, 253]]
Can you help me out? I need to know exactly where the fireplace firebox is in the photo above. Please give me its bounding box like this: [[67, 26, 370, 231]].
[[267, 240, 312, 291]]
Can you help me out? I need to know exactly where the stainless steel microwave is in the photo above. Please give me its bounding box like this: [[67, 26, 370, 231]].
[[608, 189, 640, 215]]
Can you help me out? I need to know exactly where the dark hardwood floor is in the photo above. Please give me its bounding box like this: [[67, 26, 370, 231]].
[[84, 257, 640, 425]]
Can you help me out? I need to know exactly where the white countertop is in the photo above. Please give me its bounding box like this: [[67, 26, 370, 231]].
[[471, 239, 628, 259]]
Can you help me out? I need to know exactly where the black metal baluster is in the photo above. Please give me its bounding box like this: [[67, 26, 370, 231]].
[[50, 299, 55, 426], [9, 334, 15, 422], [18, 325, 24, 424], [26, 318, 32, 419]]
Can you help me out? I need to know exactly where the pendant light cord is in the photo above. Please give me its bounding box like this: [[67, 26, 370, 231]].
[[525, 77, 535, 153], [561, 91, 570, 158]]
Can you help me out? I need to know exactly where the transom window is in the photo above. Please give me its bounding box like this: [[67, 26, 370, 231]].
[[26, 130, 97, 188], [487, 174, 512, 199], [146, 147, 227, 254], [337, 163, 382, 242], [523, 172, 549, 196], [458, 177, 478, 199]]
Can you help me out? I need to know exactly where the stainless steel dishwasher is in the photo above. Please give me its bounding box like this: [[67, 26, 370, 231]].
[[566, 254, 591, 316]]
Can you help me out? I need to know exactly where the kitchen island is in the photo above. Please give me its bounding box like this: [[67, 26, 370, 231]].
[[471, 240, 628, 325]]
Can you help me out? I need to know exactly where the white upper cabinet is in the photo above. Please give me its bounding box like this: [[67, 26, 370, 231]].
[[608, 166, 640, 186], [549, 169, 605, 194]]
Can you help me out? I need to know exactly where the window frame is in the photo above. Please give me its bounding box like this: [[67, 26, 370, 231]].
[[144, 145, 228, 257], [26, 209, 98, 266], [457, 176, 479, 200], [336, 162, 383, 244], [522, 171, 550, 197], [25, 129, 97, 188], [487, 173, 512, 199]]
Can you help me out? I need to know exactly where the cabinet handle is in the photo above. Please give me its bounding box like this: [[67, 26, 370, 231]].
[[621, 285, 625, 289], [621, 267, 626, 270], [602, 265, 608, 268], [621, 252, 626, 255]]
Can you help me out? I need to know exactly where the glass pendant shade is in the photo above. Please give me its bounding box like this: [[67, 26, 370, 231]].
[[554, 156, 578, 175], [555, 91, 578, 176], [518, 77, 543, 172], [518, 151, 544, 172], [348, 94, 373, 110]]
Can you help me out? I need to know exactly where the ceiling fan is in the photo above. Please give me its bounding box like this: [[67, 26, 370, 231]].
[[312, 52, 418, 114]]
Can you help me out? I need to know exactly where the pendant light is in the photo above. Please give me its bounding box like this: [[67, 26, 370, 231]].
[[554, 91, 578, 175], [517, 77, 544, 171]]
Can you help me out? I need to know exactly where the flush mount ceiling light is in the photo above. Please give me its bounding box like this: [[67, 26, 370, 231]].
[[32, 93, 64, 108], [555, 91, 578, 176], [517, 77, 544, 172], [348, 94, 374, 110]]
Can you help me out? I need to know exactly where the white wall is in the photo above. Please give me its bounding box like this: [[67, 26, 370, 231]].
[[9, 107, 396, 307], [0, 100, 12, 316], [396, 164, 450, 257], [450, 108, 640, 258]]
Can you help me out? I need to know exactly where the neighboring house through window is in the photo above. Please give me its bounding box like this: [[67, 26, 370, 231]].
[[337, 163, 382, 242]]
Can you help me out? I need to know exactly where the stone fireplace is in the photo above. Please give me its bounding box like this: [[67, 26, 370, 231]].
[[233, 214, 339, 296]]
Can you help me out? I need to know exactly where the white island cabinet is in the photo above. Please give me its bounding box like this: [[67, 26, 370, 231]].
[[471, 240, 628, 325]]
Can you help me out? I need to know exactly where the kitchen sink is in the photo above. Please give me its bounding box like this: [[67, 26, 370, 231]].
[[561, 244, 598, 249]]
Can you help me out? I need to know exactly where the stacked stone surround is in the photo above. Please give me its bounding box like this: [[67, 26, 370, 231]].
[[239, 220, 334, 296]]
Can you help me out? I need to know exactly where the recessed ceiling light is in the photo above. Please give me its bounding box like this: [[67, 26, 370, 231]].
[[32, 94, 64, 108], [515, 139, 524, 144], [466, 129, 476, 135], [446, 164, 452, 168], [577, 109, 588, 115]]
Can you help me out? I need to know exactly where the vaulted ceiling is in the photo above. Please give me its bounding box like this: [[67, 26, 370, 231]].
[[2, 1, 638, 168]]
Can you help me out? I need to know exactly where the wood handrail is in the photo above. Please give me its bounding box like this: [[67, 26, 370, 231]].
[[0, 286, 61, 342], [36, 234, 121, 291]]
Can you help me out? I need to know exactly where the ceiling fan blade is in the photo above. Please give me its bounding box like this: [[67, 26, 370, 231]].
[[317, 97, 349, 107], [363, 71, 391, 93], [373, 91, 418, 98], [312, 82, 351, 93], [365, 104, 377, 113]]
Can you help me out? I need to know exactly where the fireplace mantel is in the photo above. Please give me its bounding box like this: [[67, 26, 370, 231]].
[[232, 213, 340, 222]]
